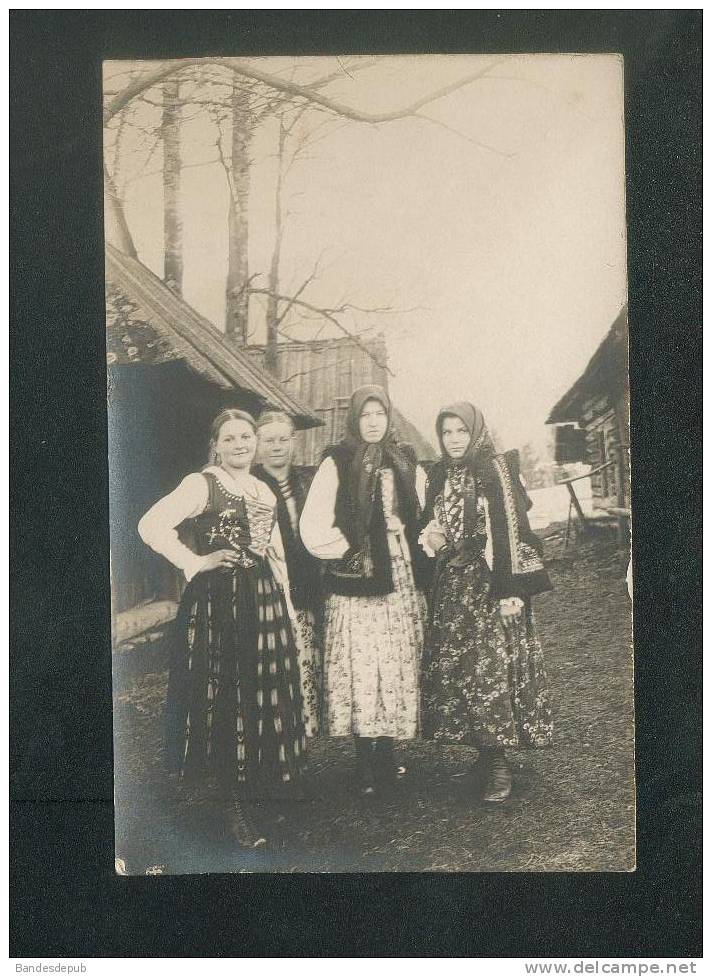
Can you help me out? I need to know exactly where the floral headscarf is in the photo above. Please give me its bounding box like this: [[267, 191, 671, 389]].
[[427, 403, 498, 541], [435, 401, 496, 475]]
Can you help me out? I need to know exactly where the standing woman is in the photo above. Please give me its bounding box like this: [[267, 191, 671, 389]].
[[138, 409, 307, 846], [419, 403, 553, 803], [300, 385, 429, 795], [253, 410, 323, 738]]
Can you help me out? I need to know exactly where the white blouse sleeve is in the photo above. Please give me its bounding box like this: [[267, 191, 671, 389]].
[[137, 473, 210, 582], [299, 456, 351, 561], [267, 520, 298, 621], [415, 464, 428, 510]]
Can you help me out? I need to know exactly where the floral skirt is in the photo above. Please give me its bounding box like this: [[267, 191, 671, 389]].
[[323, 539, 425, 739], [165, 560, 307, 797], [293, 607, 323, 738], [422, 558, 553, 749]]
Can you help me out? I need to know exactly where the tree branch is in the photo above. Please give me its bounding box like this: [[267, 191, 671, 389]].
[[413, 112, 516, 158], [104, 56, 506, 126], [281, 357, 354, 385], [274, 272, 313, 329], [329, 302, 423, 316], [248, 287, 394, 376], [123, 155, 222, 189], [213, 125, 237, 205]]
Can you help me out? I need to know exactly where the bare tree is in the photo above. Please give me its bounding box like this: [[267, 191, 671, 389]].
[[103, 56, 509, 363], [104, 163, 137, 257], [264, 112, 289, 370], [263, 105, 328, 371], [103, 57, 505, 128], [162, 78, 183, 293], [247, 281, 394, 377], [224, 82, 252, 341], [257, 100, 423, 375]]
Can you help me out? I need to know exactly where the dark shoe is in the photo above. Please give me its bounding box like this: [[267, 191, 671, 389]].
[[227, 803, 268, 849], [481, 752, 512, 803]]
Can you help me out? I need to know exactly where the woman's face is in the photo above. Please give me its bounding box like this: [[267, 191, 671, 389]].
[[441, 416, 471, 459], [257, 420, 293, 470], [215, 418, 257, 470], [358, 399, 389, 444]]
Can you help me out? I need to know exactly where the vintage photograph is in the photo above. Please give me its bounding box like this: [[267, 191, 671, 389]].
[[104, 54, 633, 874]]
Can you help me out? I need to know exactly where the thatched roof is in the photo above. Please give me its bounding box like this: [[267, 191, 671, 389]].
[[105, 244, 322, 429], [547, 307, 628, 425]]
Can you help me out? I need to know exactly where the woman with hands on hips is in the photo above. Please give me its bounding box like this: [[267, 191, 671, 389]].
[[138, 408, 308, 849]]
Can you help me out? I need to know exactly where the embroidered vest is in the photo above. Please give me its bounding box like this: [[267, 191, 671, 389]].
[[323, 444, 428, 597]]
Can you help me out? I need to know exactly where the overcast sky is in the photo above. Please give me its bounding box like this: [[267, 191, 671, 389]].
[[106, 54, 627, 451]]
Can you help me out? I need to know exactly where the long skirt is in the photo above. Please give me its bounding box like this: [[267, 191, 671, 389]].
[[292, 608, 323, 738], [323, 537, 425, 739], [422, 557, 553, 749], [165, 560, 307, 798]]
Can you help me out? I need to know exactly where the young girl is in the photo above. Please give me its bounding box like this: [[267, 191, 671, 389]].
[[419, 402, 553, 803], [253, 410, 323, 738], [300, 385, 429, 795], [138, 409, 307, 846]]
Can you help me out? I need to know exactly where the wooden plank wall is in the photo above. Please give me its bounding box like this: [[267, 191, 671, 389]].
[[581, 391, 630, 510], [246, 337, 389, 465]]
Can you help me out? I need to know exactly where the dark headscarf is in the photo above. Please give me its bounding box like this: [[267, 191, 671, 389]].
[[344, 384, 393, 448], [342, 385, 396, 549], [321, 385, 430, 595], [346, 385, 420, 541]]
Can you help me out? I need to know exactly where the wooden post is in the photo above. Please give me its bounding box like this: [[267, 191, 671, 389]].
[[564, 497, 573, 550], [566, 481, 588, 531]]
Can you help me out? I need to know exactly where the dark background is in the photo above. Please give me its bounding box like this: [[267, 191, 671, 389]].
[[10, 10, 702, 958]]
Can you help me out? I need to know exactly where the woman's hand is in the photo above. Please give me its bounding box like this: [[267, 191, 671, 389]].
[[418, 520, 448, 557], [197, 548, 240, 573], [425, 527, 448, 554], [499, 597, 524, 626]]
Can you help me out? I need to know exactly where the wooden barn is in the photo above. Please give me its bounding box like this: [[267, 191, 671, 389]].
[[245, 334, 437, 465], [105, 244, 321, 645], [546, 306, 631, 524]]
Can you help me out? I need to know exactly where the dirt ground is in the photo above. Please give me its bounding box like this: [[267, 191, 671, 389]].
[[113, 526, 635, 874]]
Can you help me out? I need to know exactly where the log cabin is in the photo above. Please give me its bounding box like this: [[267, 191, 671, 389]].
[[105, 244, 321, 650], [546, 306, 631, 527]]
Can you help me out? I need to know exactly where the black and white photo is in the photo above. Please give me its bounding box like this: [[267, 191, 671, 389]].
[[104, 53, 633, 875]]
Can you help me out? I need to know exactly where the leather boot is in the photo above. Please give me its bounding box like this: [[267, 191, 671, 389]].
[[480, 747, 512, 803], [227, 801, 268, 849]]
